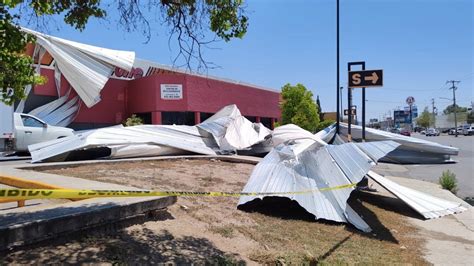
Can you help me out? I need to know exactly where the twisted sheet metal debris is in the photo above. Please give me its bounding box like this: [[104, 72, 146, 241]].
[[238, 124, 399, 232], [367, 171, 467, 219], [21, 27, 135, 109], [339, 123, 459, 163], [238, 124, 467, 231], [29, 105, 271, 163]]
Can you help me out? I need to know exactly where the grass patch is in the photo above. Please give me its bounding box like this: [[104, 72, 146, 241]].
[[439, 170, 458, 194], [33, 159, 428, 264], [208, 225, 235, 238], [236, 195, 427, 265]]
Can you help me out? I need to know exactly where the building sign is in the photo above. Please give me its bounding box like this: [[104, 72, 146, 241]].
[[160, 84, 183, 100], [394, 106, 418, 126], [348, 69, 383, 88], [113, 67, 144, 79], [110, 58, 182, 80]]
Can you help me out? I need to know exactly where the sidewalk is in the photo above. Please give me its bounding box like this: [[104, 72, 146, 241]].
[[372, 164, 474, 265]]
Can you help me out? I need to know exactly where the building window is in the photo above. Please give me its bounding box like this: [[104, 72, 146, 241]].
[[162, 112, 195, 126]]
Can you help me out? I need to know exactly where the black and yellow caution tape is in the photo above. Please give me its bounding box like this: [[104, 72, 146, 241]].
[[0, 183, 357, 200]]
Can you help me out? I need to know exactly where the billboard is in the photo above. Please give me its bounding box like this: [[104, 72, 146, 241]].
[[394, 106, 418, 126]]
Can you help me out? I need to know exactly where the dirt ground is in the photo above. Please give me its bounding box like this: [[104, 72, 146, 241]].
[[2, 159, 428, 264]]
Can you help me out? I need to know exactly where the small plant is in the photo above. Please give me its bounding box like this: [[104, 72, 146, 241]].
[[439, 170, 458, 194], [123, 114, 143, 126]]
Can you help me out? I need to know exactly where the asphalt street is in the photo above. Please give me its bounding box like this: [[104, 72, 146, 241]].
[[404, 134, 474, 199]]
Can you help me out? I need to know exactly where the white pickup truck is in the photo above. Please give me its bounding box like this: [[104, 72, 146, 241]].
[[1, 106, 74, 152]]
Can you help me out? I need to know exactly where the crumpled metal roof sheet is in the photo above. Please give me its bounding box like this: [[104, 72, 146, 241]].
[[367, 171, 467, 219], [239, 123, 466, 231], [198, 104, 269, 151], [238, 133, 400, 232], [21, 27, 135, 108], [29, 105, 272, 163], [29, 124, 217, 163], [339, 123, 459, 163]]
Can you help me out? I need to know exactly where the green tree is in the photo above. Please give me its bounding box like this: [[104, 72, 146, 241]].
[[1, 0, 248, 105], [443, 104, 467, 115], [416, 107, 432, 128], [280, 83, 320, 132], [316, 95, 323, 121]]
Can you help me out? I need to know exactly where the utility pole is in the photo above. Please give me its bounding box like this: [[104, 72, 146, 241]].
[[431, 98, 436, 127], [447, 80, 460, 137]]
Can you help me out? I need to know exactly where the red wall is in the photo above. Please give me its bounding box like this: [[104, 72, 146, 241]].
[[185, 75, 280, 118], [32, 69, 280, 126], [126, 73, 280, 119], [34, 69, 70, 96], [32, 69, 129, 124], [74, 79, 129, 124]]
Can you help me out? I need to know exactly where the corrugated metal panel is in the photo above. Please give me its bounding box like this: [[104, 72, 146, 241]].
[[29, 125, 217, 163], [29, 105, 271, 162], [238, 138, 400, 232], [367, 171, 467, 219], [21, 27, 135, 108], [339, 123, 459, 163], [198, 104, 271, 151]]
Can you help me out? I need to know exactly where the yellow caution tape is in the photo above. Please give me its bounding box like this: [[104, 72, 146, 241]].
[[0, 183, 357, 200]]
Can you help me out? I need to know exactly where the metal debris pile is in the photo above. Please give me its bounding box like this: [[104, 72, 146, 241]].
[[238, 124, 466, 231], [28, 105, 270, 163], [27, 106, 466, 231]]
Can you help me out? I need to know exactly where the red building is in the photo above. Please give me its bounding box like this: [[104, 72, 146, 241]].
[[25, 58, 281, 130]]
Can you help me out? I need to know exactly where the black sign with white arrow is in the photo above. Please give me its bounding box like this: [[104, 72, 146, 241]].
[[348, 69, 383, 88]]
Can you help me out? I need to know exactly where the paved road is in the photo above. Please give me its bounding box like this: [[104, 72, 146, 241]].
[[402, 134, 473, 199]]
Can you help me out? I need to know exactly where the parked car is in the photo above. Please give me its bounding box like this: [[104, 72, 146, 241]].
[[1, 111, 74, 151], [441, 128, 451, 134], [420, 130, 426, 135], [463, 125, 474, 136], [400, 129, 411, 136], [426, 128, 440, 136], [448, 127, 462, 135]]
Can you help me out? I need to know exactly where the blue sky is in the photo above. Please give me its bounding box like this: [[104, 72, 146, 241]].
[[19, 0, 473, 121]]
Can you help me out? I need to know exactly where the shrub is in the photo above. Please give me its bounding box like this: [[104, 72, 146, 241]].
[[439, 170, 458, 194], [123, 114, 143, 127]]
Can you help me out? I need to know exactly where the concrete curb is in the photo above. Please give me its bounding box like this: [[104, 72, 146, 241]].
[[0, 196, 176, 251]]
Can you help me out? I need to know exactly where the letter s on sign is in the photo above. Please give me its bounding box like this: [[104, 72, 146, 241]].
[[352, 73, 361, 85]]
